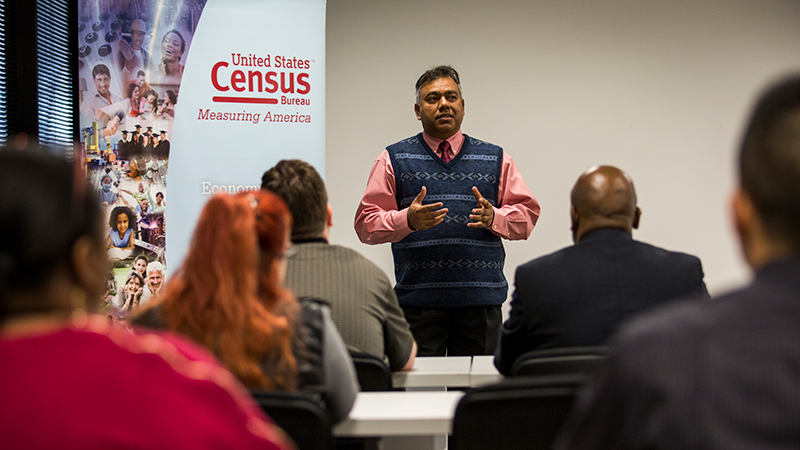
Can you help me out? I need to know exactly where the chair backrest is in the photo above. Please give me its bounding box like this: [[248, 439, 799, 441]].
[[450, 375, 584, 450], [250, 389, 332, 450], [349, 350, 393, 391], [510, 346, 608, 377]]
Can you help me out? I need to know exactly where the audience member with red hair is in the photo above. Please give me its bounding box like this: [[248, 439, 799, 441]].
[[134, 190, 358, 423]]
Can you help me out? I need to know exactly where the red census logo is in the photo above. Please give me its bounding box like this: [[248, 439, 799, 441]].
[[210, 53, 312, 104]]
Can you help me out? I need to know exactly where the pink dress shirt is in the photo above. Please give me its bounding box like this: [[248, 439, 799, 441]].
[[354, 130, 541, 244]]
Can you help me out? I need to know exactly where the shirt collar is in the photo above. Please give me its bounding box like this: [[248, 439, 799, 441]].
[[422, 130, 464, 157]]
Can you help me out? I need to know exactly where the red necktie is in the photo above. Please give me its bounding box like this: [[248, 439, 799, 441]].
[[439, 140, 452, 162]]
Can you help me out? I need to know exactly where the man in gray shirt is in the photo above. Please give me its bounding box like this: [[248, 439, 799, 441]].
[[262, 159, 417, 371], [81, 64, 122, 120]]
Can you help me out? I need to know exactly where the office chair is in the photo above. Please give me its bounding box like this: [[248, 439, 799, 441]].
[[250, 389, 333, 450], [450, 375, 585, 450], [510, 346, 608, 377], [349, 350, 394, 391]]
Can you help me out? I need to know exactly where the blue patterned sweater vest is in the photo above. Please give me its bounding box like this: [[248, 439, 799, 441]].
[[388, 133, 507, 308]]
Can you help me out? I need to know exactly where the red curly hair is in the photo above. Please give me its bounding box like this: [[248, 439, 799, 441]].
[[156, 190, 298, 389]]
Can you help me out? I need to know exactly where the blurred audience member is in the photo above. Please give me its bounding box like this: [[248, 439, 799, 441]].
[[263, 159, 417, 371], [0, 148, 292, 450], [494, 165, 708, 375], [557, 75, 800, 450]]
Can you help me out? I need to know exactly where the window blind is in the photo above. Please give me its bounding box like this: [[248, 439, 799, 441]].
[[36, 0, 74, 154]]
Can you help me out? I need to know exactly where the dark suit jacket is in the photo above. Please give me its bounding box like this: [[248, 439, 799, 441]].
[[494, 228, 708, 375], [558, 257, 800, 449]]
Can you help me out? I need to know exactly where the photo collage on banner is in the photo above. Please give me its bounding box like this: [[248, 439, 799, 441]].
[[77, 0, 207, 321]]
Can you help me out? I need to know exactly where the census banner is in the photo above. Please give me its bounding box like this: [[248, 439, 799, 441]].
[[76, 0, 326, 318], [168, 0, 326, 270]]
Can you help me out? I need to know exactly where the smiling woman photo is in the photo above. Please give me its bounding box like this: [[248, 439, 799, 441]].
[[158, 29, 185, 84], [112, 270, 144, 318]]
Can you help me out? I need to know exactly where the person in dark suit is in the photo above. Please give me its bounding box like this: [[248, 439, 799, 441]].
[[143, 134, 155, 158], [131, 127, 143, 157], [156, 130, 170, 159], [494, 165, 708, 375], [556, 75, 800, 449], [117, 130, 130, 160]]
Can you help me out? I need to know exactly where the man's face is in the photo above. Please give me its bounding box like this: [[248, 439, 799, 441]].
[[130, 21, 145, 50], [141, 199, 149, 210], [94, 73, 110, 96], [136, 74, 145, 86], [138, 183, 144, 193], [148, 271, 163, 291], [415, 77, 465, 140]]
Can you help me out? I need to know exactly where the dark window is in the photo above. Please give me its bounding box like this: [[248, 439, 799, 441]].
[[37, 0, 75, 153], [1, 0, 77, 154], [0, 0, 8, 144]]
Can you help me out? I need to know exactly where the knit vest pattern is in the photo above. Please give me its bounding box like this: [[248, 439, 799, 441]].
[[388, 133, 507, 308]]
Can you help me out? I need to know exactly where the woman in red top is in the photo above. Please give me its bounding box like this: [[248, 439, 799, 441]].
[[0, 148, 292, 450]]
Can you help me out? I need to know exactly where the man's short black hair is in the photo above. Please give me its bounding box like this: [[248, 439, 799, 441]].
[[739, 74, 800, 249], [92, 64, 110, 79], [261, 160, 327, 241], [415, 65, 462, 103]]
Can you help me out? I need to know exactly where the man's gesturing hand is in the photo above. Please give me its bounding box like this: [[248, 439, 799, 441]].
[[468, 186, 494, 229], [407, 186, 448, 231]]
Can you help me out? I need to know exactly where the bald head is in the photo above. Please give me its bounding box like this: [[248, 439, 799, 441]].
[[570, 166, 641, 243]]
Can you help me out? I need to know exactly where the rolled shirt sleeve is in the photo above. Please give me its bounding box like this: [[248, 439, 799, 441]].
[[489, 153, 541, 240], [354, 150, 414, 245]]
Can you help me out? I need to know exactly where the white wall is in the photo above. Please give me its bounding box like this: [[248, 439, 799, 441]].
[[325, 0, 800, 301]]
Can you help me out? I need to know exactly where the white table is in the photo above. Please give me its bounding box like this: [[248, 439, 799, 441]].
[[469, 355, 503, 386], [391, 356, 472, 388], [333, 391, 465, 450]]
